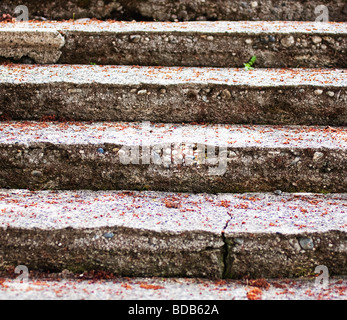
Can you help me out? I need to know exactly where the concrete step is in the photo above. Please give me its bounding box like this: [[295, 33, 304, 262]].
[[0, 276, 346, 300], [0, 0, 346, 22], [0, 21, 346, 67], [0, 121, 345, 193], [1, 65, 346, 125], [0, 190, 346, 278]]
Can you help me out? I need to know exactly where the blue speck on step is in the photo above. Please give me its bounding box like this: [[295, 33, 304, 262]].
[[268, 35, 276, 42], [97, 148, 105, 154], [103, 232, 114, 239]]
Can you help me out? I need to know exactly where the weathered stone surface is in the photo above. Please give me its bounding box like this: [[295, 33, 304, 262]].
[[0, 277, 347, 300], [0, 227, 224, 278], [0, 122, 345, 193], [0, 0, 346, 21], [222, 191, 347, 278], [0, 21, 346, 67], [0, 190, 228, 277], [0, 29, 64, 63], [224, 231, 347, 278], [59, 30, 347, 68], [0, 190, 345, 278], [0, 65, 346, 125]]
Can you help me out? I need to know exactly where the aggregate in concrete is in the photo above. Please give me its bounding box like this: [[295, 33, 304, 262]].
[[0, 65, 346, 125], [0, 122, 346, 193], [0, 28, 64, 63], [0, 190, 346, 278], [0, 21, 346, 67]]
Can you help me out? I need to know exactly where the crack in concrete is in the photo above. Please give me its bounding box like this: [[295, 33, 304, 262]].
[[221, 218, 232, 278]]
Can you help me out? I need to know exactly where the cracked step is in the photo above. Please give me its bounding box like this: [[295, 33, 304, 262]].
[[0, 121, 346, 192], [0, 65, 346, 125], [0, 190, 345, 278], [222, 192, 347, 278], [0, 21, 346, 67], [0, 0, 346, 22], [0, 189, 229, 278]]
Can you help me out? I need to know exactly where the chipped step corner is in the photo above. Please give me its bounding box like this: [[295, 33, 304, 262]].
[[0, 29, 65, 63]]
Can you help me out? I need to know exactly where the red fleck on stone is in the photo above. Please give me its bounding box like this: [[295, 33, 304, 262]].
[[164, 200, 180, 209], [0, 13, 14, 22], [247, 287, 263, 300], [249, 278, 270, 290]]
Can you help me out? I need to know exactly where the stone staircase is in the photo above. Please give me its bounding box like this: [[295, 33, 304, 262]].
[[0, 0, 346, 283]]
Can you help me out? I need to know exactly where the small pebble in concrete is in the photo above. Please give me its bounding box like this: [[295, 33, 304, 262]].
[[245, 39, 253, 44], [273, 190, 282, 195], [168, 35, 177, 43], [97, 148, 105, 154], [31, 170, 42, 177], [326, 91, 335, 97], [314, 89, 323, 95], [103, 232, 114, 239], [221, 89, 231, 99], [137, 89, 147, 96], [129, 35, 141, 43], [299, 237, 314, 250], [268, 35, 276, 42], [281, 36, 295, 48], [251, 1, 258, 8], [313, 151, 324, 162], [312, 36, 322, 44]]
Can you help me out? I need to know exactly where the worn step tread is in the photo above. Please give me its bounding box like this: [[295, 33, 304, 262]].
[[2, 64, 346, 86], [2, 20, 347, 34], [0, 190, 346, 232], [0, 121, 346, 193], [1, 21, 346, 67], [0, 277, 346, 300], [0, 190, 346, 278], [0, 121, 345, 148], [1, 65, 346, 125]]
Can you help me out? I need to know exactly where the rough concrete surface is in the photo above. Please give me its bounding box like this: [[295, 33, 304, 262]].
[[0, 122, 345, 193], [0, 29, 64, 63], [0, 277, 346, 300], [0, 226, 225, 278], [0, 21, 346, 67], [0, 65, 346, 125], [0, 190, 346, 278], [0, 0, 346, 21]]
